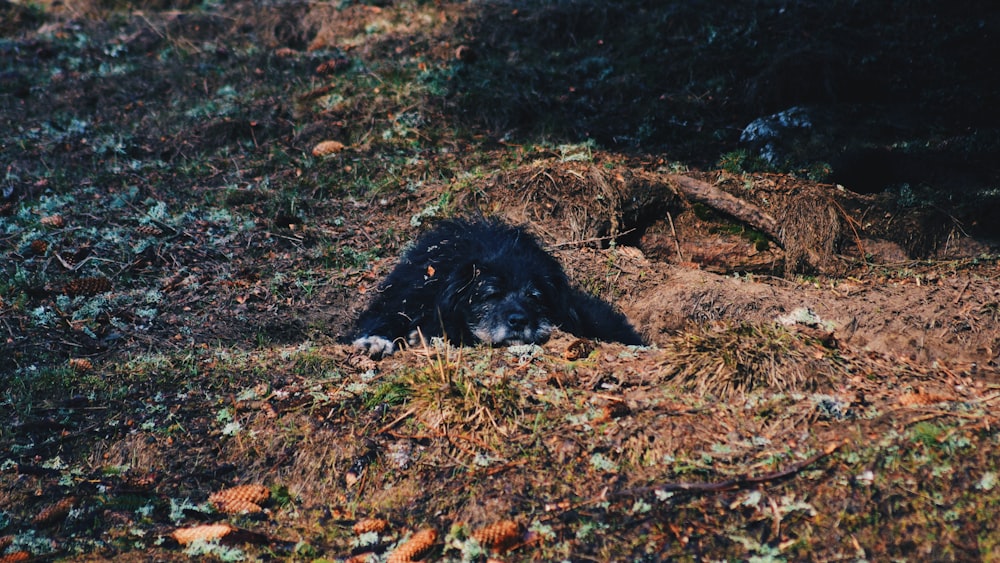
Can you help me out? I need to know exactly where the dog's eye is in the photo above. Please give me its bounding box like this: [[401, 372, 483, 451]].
[[480, 286, 501, 301], [526, 288, 544, 302]]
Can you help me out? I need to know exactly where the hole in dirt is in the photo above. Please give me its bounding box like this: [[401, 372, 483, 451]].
[[968, 201, 1000, 240], [617, 203, 671, 249], [625, 207, 785, 275]]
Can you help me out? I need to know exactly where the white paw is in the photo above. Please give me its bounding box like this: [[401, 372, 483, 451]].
[[352, 335, 397, 358]]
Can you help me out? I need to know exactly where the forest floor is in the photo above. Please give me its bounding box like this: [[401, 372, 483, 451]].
[[2, 1, 1000, 561]]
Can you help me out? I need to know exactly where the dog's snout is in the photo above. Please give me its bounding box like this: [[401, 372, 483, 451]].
[[506, 311, 528, 330]]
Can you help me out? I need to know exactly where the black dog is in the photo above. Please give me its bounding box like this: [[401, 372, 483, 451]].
[[347, 218, 643, 357]]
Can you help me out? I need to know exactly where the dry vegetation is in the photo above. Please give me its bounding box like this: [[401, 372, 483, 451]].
[[2, 0, 1000, 561]]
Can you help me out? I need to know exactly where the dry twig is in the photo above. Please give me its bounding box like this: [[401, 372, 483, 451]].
[[610, 440, 843, 499]]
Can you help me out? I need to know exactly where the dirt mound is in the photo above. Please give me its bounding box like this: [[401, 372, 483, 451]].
[[463, 159, 675, 248], [632, 266, 999, 367], [464, 159, 986, 276], [455, 159, 999, 366], [547, 242, 1000, 370]]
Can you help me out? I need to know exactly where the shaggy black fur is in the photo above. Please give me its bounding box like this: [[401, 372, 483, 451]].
[[346, 218, 644, 357]]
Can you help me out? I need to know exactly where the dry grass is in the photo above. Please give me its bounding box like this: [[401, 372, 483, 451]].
[[656, 323, 831, 397]]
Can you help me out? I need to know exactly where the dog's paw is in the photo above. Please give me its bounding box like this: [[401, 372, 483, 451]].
[[352, 335, 397, 358]]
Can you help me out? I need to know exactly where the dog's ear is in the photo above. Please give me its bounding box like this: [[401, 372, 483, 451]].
[[438, 262, 478, 314]]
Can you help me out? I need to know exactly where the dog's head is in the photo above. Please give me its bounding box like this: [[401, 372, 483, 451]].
[[441, 261, 567, 347]]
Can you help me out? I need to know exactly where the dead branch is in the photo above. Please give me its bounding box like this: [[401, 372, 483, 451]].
[[666, 174, 781, 245], [610, 440, 843, 499]]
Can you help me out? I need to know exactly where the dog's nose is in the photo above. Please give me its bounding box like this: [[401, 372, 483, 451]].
[[507, 312, 528, 330]]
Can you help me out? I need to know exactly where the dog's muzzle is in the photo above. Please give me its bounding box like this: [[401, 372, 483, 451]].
[[471, 298, 553, 346]]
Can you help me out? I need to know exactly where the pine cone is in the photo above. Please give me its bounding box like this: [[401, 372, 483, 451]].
[[29, 239, 48, 255], [898, 388, 951, 406], [209, 484, 269, 514], [387, 528, 437, 563], [33, 496, 76, 527], [472, 520, 522, 552], [0, 551, 31, 563], [315, 57, 350, 74], [135, 225, 164, 237], [214, 499, 263, 514], [353, 517, 389, 535], [68, 358, 93, 372], [63, 276, 112, 296], [563, 338, 594, 360], [40, 215, 65, 228], [0, 536, 13, 550], [600, 402, 630, 421], [171, 523, 235, 545], [312, 140, 346, 157]]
